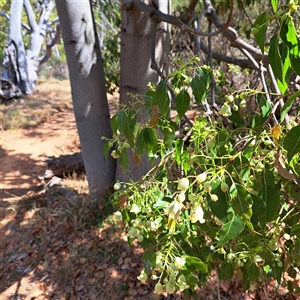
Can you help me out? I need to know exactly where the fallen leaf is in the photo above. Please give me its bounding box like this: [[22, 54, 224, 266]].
[[272, 124, 281, 140]]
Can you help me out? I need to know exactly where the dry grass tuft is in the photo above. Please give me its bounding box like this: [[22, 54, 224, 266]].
[[0, 79, 72, 130]]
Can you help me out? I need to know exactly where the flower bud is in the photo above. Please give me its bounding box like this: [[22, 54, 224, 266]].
[[196, 172, 207, 184], [165, 282, 176, 294], [154, 282, 163, 294], [178, 178, 189, 192]]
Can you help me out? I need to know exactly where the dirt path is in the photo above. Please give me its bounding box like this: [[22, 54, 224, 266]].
[[1, 109, 80, 199]]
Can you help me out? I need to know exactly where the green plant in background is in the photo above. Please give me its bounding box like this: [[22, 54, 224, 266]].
[[95, 0, 121, 94], [104, 1, 300, 297]]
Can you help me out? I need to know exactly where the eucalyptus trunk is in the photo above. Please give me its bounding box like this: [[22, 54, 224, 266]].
[[117, 0, 170, 182], [55, 0, 116, 204]]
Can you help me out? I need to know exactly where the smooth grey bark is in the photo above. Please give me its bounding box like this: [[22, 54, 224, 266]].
[[116, 0, 170, 182], [55, 0, 116, 203], [5, 0, 30, 94], [1, 0, 56, 99]]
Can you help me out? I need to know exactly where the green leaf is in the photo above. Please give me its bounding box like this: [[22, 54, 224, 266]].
[[227, 155, 250, 182], [258, 93, 271, 118], [175, 89, 190, 119], [142, 249, 156, 270], [281, 90, 300, 122], [136, 127, 158, 155], [279, 43, 292, 89], [280, 19, 300, 75], [156, 80, 170, 116], [253, 12, 268, 53], [161, 121, 176, 149], [290, 55, 300, 76], [104, 141, 111, 160], [127, 109, 137, 127], [280, 19, 300, 58], [217, 212, 245, 247], [283, 125, 300, 162], [110, 114, 118, 134], [190, 78, 207, 104], [251, 195, 266, 229], [269, 35, 283, 81], [180, 270, 199, 289], [259, 185, 280, 222], [119, 149, 130, 170], [218, 262, 234, 281], [247, 262, 260, 282], [145, 90, 157, 106], [117, 110, 127, 133], [261, 167, 275, 186], [185, 256, 208, 273], [207, 179, 230, 223], [230, 183, 253, 219], [271, 0, 278, 13]]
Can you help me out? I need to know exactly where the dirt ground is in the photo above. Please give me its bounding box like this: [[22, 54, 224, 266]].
[[0, 80, 299, 300], [1, 109, 80, 199]]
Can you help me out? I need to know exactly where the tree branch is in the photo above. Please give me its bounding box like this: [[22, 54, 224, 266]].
[[181, 0, 200, 24], [24, 0, 38, 33], [123, 0, 267, 67], [202, 0, 266, 63], [38, 24, 61, 65], [122, 0, 223, 37], [199, 41, 257, 69], [0, 11, 31, 31]]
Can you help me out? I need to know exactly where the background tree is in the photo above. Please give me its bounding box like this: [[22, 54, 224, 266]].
[[0, 0, 58, 99], [116, 0, 171, 182], [54, 0, 116, 204]]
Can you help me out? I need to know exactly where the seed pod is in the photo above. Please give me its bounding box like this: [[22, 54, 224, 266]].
[[203, 182, 212, 193], [221, 182, 229, 192], [113, 182, 121, 190], [210, 194, 218, 202]]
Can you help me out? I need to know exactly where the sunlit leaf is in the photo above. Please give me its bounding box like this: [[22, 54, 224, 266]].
[[280, 19, 300, 75], [280, 19, 300, 58], [283, 125, 300, 162], [217, 211, 245, 246], [253, 12, 268, 53], [271, 0, 278, 13], [186, 256, 208, 273], [280, 90, 300, 122]]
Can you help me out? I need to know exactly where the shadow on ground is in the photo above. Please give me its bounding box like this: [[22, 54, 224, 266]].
[[0, 184, 159, 300]]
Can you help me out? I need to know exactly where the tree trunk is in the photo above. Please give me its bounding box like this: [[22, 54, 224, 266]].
[[4, 0, 31, 95], [55, 0, 116, 204], [116, 0, 170, 182], [1, 0, 56, 99]]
